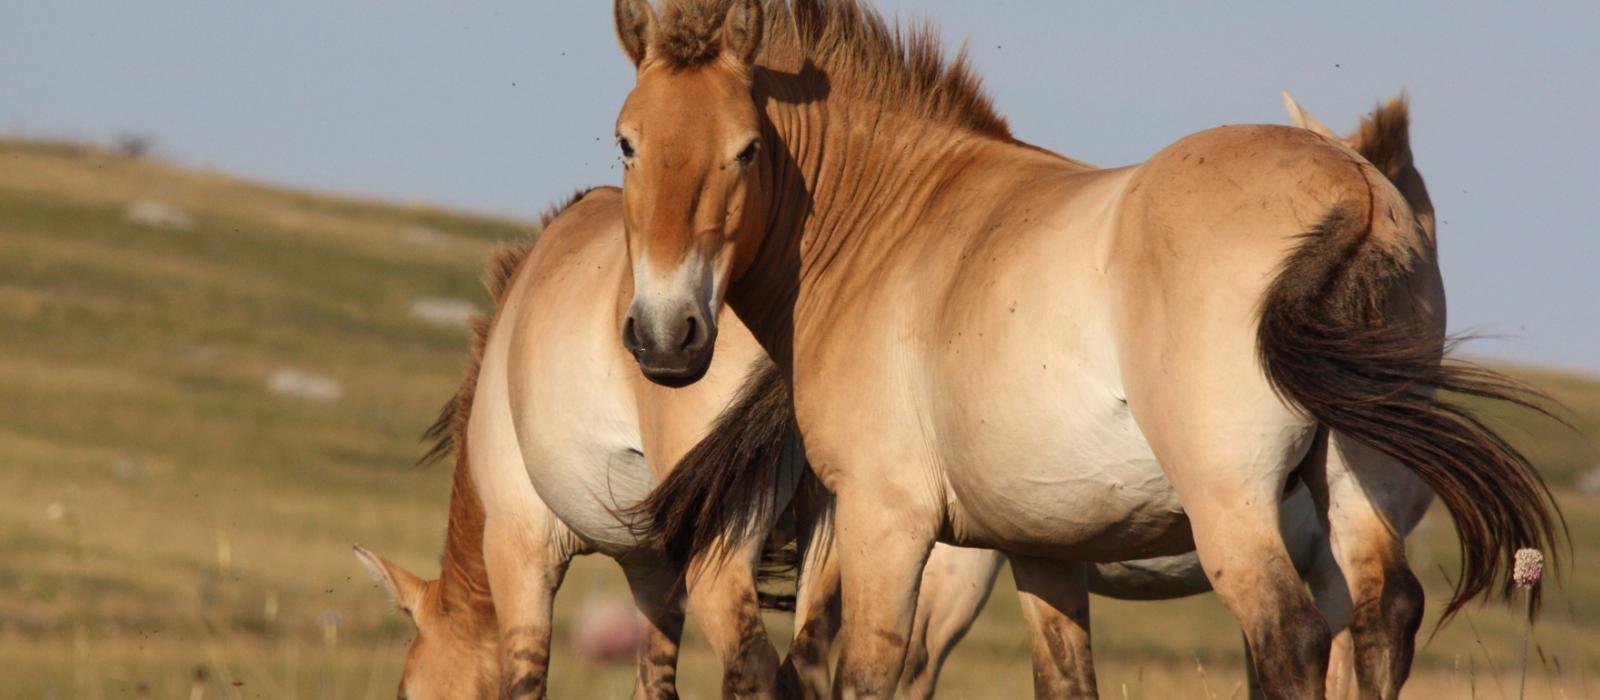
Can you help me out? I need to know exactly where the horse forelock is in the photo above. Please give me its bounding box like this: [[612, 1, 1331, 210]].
[[648, 0, 1011, 139], [656, 0, 736, 67]]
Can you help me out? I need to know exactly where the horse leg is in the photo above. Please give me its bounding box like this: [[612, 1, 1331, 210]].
[[483, 507, 583, 700], [618, 559, 687, 700], [1142, 420, 1330, 699], [1180, 485, 1329, 698], [1284, 526, 1354, 700], [683, 543, 784, 699], [1009, 556, 1097, 699], [1121, 310, 1333, 697], [1240, 538, 1351, 700], [790, 552, 841, 699], [787, 490, 840, 699], [899, 545, 1003, 698], [1307, 433, 1431, 700], [830, 488, 937, 698]]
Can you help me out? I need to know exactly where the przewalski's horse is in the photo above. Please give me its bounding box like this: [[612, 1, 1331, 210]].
[[354, 188, 1002, 699], [801, 93, 1447, 700], [353, 188, 800, 699], [607, 1, 1561, 698]]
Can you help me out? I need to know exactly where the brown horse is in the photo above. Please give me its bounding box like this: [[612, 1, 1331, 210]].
[[353, 188, 798, 699], [607, 1, 1561, 698], [777, 93, 1446, 700], [354, 188, 1004, 699]]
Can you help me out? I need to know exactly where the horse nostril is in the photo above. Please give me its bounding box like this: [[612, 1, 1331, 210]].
[[679, 316, 699, 351], [622, 316, 642, 352]]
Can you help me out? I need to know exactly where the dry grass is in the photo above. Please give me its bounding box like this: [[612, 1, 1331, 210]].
[[1, 139, 1596, 697]]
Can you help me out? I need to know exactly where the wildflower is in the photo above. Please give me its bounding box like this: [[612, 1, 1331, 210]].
[[1513, 547, 1544, 700], [1512, 548, 1543, 589]]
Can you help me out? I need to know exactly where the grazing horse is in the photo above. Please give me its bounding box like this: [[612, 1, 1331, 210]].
[[354, 188, 1003, 699], [608, 1, 1560, 698], [353, 188, 798, 699]]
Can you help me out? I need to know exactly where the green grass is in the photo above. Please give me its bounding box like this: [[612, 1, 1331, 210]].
[[1, 138, 1595, 698]]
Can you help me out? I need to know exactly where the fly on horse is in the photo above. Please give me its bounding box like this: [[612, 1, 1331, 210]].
[[610, 1, 1561, 698]]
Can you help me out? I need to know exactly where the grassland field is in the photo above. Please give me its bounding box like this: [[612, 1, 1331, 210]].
[[1, 139, 1596, 698]]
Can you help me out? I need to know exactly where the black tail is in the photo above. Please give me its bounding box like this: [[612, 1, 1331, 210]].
[[1258, 204, 1564, 622], [631, 359, 805, 602]]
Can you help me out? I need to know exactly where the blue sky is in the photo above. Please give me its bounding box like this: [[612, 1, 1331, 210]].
[[4, 1, 1596, 370]]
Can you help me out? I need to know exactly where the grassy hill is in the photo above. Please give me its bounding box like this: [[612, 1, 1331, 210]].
[[1, 138, 1595, 698]]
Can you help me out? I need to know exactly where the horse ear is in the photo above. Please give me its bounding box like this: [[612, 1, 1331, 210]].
[[1346, 95, 1413, 182], [720, 0, 764, 66], [1281, 90, 1339, 140], [354, 545, 428, 619], [615, 0, 658, 67]]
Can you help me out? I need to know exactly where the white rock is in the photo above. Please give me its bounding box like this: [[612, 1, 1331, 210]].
[[112, 458, 140, 480], [410, 298, 479, 328], [125, 200, 193, 230], [402, 225, 450, 247], [266, 369, 343, 402], [1577, 467, 1600, 496]]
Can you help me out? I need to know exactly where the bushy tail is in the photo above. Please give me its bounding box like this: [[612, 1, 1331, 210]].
[[1258, 204, 1564, 621], [630, 359, 805, 600]]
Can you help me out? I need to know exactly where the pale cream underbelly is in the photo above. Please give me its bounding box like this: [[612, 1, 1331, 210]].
[[940, 391, 1194, 560], [516, 409, 657, 556]]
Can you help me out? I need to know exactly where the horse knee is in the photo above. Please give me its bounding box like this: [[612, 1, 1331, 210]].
[[720, 633, 782, 698], [1384, 567, 1425, 640], [1281, 607, 1334, 673], [1242, 601, 1332, 700], [1349, 565, 1424, 698]]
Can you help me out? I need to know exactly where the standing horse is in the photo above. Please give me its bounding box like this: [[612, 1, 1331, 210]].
[[354, 187, 1003, 699], [873, 93, 1446, 700], [607, 1, 1560, 698]]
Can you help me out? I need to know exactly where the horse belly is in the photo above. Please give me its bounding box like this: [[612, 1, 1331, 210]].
[[521, 435, 655, 555], [941, 379, 1192, 561], [510, 333, 657, 555]]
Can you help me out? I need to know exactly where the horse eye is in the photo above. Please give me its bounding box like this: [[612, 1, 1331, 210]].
[[618, 138, 635, 160], [736, 141, 759, 166]]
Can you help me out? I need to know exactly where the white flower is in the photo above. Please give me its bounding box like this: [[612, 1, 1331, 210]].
[[1512, 548, 1544, 589]]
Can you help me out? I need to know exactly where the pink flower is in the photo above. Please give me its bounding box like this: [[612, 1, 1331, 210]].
[[1512, 548, 1544, 589]]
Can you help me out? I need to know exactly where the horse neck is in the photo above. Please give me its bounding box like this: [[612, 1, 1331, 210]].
[[730, 85, 1032, 356], [434, 447, 495, 620]]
